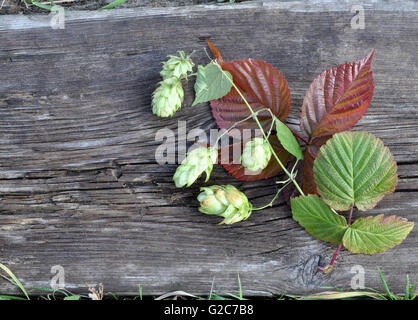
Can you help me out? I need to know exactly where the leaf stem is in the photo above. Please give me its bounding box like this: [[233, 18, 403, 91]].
[[348, 205, 354, 225], [318, 205, 353, 273], [317, 245, 342, 273], [214, 62, 305, 197]]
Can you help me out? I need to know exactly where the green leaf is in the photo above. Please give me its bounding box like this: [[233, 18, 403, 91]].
[[343, 215, 414, 254], [192, 63, 232, 106], [291, 195, 348, 245], [64, 295, 81, 300], [275, 119, 303, 160], [314, 131, 397, 211]]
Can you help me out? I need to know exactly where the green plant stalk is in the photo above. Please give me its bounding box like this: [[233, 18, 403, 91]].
[[215, 62, 305, 196]]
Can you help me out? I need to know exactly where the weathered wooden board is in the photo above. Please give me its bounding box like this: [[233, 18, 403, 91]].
[[0, 0, 417, 296]]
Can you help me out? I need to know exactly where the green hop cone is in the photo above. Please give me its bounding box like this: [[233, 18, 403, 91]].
[[160, 51, 194, 80], [152, 77, 184, 118], [197, 185, 253, 225], [241, 137, 272, 172], [173, 147, 218, 188]]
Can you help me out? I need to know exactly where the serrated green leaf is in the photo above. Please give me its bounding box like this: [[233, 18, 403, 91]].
[[291, 195, 348, 245], [343, 215, 414, 254], [275, 119, 303, 160], [314, 131, 397, 211], [192, 63, 232, 106]]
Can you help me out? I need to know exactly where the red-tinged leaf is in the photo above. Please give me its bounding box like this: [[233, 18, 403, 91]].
[[210, 59, 291, 137], [301, 148, 316, 193], [302, 136, 332, 194], [206, 39, 224, 65], [282, 136, 332, 204], [300, 50, 375, 139], [219, 135, 291, 181], [282, 148, 316, 204]]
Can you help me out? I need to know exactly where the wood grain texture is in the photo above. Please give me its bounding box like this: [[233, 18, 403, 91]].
[[0, 0, 417, 296]]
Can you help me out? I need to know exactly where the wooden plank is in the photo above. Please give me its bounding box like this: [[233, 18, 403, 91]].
[[0, 0, 417, 296]]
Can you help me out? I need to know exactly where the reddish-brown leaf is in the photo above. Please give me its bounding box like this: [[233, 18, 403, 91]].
[[301, 145, 317, 195], [206, 40, 293, 181], [300, 50, 375, 139], [219, 135, 291, 181], [206, 43, 291, 137], [211, 59, 291, 136]]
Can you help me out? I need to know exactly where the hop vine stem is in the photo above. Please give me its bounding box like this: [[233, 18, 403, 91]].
[[215, 62, 305, 197]]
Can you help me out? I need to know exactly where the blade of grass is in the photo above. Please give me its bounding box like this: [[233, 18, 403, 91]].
[[301, 291, 386, 300], [237, 274, 242, 300], [63, 295, 81, 300], [0, 263, 29, 300], [108, 292, 118, 300], [32, 287, 69, 297], [224, 292, 247, 300], [277, 291, 288, 300], [208, 277, 215, 300], [405, 275, 410, 300], [377, 267, 395, 300], [206, 293, 231, 300], [30, 0, 54, 10], [100, 0, 128, 10], [222, 274, 247, 300], [133, 285, 143, 300], [409, 282, 416, 300], [0, 295, 28, 300], [319, 286, 341, 290]]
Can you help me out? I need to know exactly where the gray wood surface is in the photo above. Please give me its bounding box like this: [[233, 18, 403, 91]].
[[0, 0, 417, 296]]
